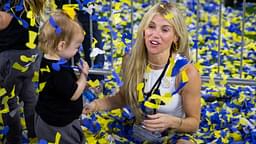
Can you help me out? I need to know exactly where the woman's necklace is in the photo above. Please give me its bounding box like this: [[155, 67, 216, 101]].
[[148, 61, 166, 69]]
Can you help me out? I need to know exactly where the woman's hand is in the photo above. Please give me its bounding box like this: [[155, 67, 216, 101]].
[[142, 113, 182, 132]]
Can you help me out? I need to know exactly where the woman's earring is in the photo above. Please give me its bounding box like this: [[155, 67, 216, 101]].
[[175, 42, 178, 51], [171, 42, 178, 52]]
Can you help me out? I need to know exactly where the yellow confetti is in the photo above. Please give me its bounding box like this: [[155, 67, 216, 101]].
[[229, 132, 242, 141], [0, 87, 7, 97], [149, 93, 172, 104], [32, 71, 39, 82], [27, 11, 36, 26], [214, 130, 221, 138], [0, 96, 9, 114], [20, 54, 37, 63], [120, 0, 131, 6], [40, 65, 51, 73], [136, 82, 144, 102], [88, 80, 100, 88], [10, 85, 15, 99], [144, 101, 159, 109], [210, 15, 218, 26], [112, 13, 123, 25], [209, 71, 216, 88], [194, 61, 203, 74], [62, 4, 78, 20], [164, 13, 174, 20], [239, 117, 249, 126], [166, 57, 175, 77], [181, 69, 189, 82], [26, 30, 37, 49], [12, 62, 29, 72], [145, 65, 151, 73], [114, 2, 122, 10], [238, 93, 246, 103], [92, 38, 98, 48], [37, 82, 46, 93], [54, 132, 61, 144]]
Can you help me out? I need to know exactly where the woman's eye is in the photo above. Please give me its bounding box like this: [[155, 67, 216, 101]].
[[148, 25, 155, 28], [162, 28, 169, 32]]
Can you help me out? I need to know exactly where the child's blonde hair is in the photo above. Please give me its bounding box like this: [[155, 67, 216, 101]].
[[38, 10, 84, 54]]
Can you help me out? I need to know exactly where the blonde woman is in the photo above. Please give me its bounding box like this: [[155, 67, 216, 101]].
[[0, 1, 45, 143], [84, 2, 201, 144]]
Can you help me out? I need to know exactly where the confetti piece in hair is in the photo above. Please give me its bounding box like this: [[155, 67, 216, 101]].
[[3, 0, 11, 11], [15, 0, 24, 12], [49, 16, 62, 35], [164, 13, 174, 20]]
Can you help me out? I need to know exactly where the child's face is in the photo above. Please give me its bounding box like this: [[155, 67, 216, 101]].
[[59, 33, 84, 59]]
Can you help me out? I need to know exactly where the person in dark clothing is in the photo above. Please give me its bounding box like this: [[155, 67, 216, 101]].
[[224, 0, 255, 8], [35, 10, 89, 144], [0, 0, 45, 143], [55, 0, 105, 81]]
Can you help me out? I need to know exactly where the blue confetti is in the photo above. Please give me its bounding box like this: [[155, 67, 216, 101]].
[[49, 16, 62, 35]]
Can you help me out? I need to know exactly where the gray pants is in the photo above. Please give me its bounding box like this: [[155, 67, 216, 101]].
[[0, 49, 41, 144], [35, 113, 85, 144]]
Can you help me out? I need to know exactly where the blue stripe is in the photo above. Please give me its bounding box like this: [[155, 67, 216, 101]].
[[172, 82, 187, 95], [171, 58, 189, 77]]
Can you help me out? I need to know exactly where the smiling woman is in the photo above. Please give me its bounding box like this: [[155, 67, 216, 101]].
[[144, 13, 178, 69], [83, 1, 201, 144]]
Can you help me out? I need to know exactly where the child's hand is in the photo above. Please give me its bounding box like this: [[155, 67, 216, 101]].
[[83, 101, 98, 114], [79, 59, 89, 77]]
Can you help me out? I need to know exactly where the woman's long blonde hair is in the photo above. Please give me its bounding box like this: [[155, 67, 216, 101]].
[[25, 0, 46, 17], [121, 2, 189, 122], [0, 0, 45, 16]]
